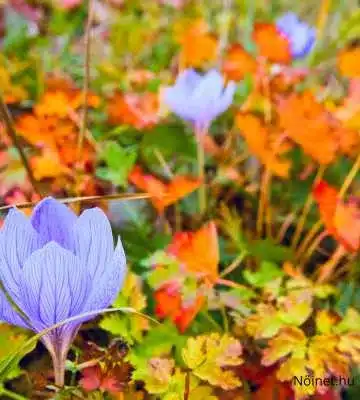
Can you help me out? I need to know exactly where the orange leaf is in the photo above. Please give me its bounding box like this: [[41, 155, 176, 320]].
[[278, 92, 338, 164], [108, 92, 159, 130], [154, 284, 205, 332], [176, 19, 218, 68], [222, 44, 257, 81], [236, 113, 290, 178], [129, 166, 201, 213], [253, 23, 291, 64], [337, 47, 360, 78], [168, 221, 219, 282], [31, 152, 70, 181], [313, 181, 360, 252]]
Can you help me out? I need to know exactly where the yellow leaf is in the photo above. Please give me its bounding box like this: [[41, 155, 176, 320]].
[[182, 333, 243, 390]]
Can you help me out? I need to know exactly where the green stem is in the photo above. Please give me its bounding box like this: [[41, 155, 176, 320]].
[[196, 133, 206, 215], [0, 388, 28, 400]]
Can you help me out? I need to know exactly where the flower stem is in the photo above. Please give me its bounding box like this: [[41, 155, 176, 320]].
[[0, 388, 27, 400], [339, 153, 360, 199], [77, 0, 95, 160], [50, 349, 67, 387], [291, 165, 325, 250], [196, 133, 206, 215]]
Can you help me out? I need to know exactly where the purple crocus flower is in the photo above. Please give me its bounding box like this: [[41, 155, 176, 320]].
[[164, 69, 236, 133], [276, 12, 316, 59], [0, 197, 126, 386]]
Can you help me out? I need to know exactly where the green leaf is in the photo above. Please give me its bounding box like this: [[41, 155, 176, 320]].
[[141, 124, 196, 170], [96, 141, 137, 187], [247, 239, 294, 263], [243, 261, 284, 288]]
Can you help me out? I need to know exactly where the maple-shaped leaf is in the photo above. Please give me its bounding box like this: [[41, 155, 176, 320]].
[[337, 333, 360, 364], [236, 113, 291, 178], [107, 92, 159, 130], [80, 363, 130, 394], [132, 357, 175, 394], [182, 333, 243, 390], [154, 284, 205, 333], [222, 44, 257, 81], [262, 326, 307, 367], [175, 19, 218, 68], [337, 46, 360, 78], [315, 310, 338, 334], [246, 304, 284, 339], [313, 180, 360, 252], [308, 334, 350, 380], [129, 165, 201, 214], [168, 221, 219, 282], [278, 92, 338, 165], [253, 23, 291, 64], [31, 152, 71, 181], [97, 141, 137, 188]]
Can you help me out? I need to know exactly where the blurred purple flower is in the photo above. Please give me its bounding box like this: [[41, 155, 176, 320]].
[[0, 197, 126, 385], [276, 12, 316, 59], [164, 69, 236, 133]]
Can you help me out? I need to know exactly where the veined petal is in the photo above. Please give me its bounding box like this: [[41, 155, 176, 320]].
[[73, 208, 113, 281], [19, 242, 90, 330], [0, 289, 29, 329], [191, 70, 224, 123], [0, 208, 40, 304], [85, 238, 127, 312], [31, 197, 77, 251], [163, 87, 194, 121]]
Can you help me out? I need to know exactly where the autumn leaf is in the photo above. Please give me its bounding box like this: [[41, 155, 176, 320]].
[[182, 333, 243, 390], [175, 19, 218, 68], [236, 113, 291, 178], [337, 47, 360, 78], [168, 221, 219, 282], [129, 165, 200, 213], [154, 284, 205, 333], [31, 152, 71, 180], [262, 326, 307, 367], [108, 92, 160, 130], [253, 23, 291, 64], [313, 180, 360, 252], [222, 44, 257, 81], [278, 92, 338, 165]]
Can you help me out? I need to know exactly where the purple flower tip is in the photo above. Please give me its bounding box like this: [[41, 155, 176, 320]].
[[164, 69, 236, 132], [0, 197, 127, 363], [276, 12, 316, 59]]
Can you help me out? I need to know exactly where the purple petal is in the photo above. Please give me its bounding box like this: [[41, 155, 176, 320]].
[[85, 238, 127, 312], [73, 208, 113, 281], [31, 197, 77, 251], [0, 289, 29, 329], [19, 242, 90, 330], [0, 208, 40, 304], [216, 81, 236, 116]]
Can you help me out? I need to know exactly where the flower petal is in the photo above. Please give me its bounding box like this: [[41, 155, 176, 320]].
[[73, 208, 113, 281], [31, 197, 77, 251], [85, 238, 127, 312], [0, 289, 29, 329], [216, 81, 236, 116], [19, 241, 90, 330], [0, 208, 40, 304]]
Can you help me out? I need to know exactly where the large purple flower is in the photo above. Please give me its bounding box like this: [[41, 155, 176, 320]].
[[0, 197, 126, 385], [276, 12, 316, 59], [164, 69, 236, 132]]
